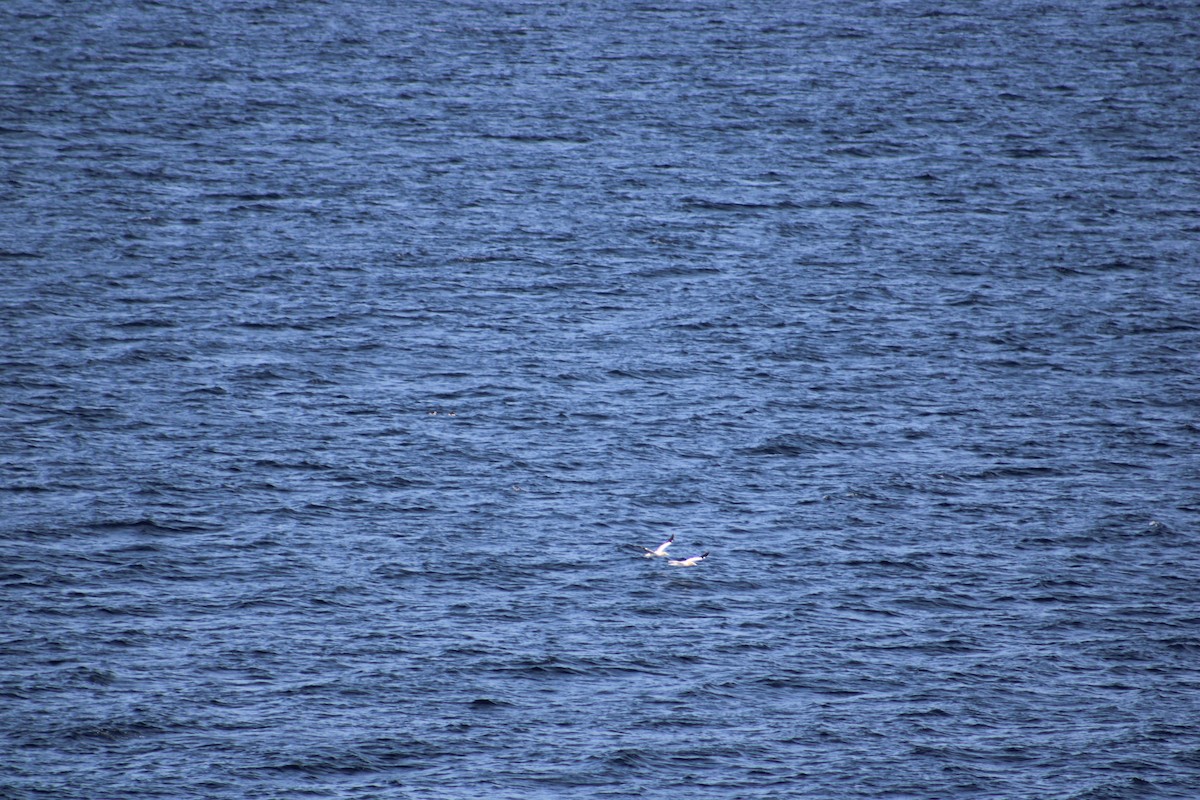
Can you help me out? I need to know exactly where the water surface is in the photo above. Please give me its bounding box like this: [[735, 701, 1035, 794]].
[[3, 1, 1199, 798]]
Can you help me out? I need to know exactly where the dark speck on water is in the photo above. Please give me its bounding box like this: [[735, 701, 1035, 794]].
[[3, 1, 1199, 798]]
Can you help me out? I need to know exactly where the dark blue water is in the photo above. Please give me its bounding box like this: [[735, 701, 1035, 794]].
[[3, 1, 1200, 797]]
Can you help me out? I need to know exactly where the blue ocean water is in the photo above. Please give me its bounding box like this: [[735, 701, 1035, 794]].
[[3, 1, 1199, 798]]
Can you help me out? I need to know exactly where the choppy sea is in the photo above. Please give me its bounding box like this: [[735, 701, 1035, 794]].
[[3, 1, 1199, 798]]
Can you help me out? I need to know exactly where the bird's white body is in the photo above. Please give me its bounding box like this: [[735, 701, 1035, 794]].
[[668, 552, 709, 567]]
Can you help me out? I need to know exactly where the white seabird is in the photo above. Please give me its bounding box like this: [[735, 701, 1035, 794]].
[[641, 533, 675, 558], [668, 552, 709, 567]]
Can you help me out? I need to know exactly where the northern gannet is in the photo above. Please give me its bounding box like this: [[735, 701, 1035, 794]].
[[641, 534, 675, 558]]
